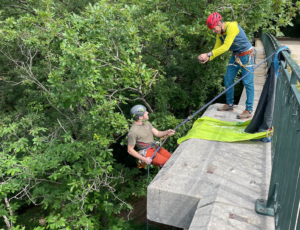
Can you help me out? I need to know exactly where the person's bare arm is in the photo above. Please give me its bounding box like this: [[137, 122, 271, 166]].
[[151, 128, 175, 138]]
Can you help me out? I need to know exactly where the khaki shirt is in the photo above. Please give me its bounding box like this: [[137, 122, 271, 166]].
[[127, 122, 154, 150]]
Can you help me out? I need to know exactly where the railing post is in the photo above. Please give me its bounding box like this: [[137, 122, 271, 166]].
[[255, 183, 278, 217]]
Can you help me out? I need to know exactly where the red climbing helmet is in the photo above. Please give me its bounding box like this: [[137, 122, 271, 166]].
[[207, 12, 222, 29]]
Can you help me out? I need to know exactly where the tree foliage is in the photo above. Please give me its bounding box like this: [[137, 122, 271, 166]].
[[0, 0, 299, 229], [280, 0, 300, 38]]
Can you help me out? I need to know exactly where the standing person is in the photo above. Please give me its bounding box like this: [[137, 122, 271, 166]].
[[127, 105, 175, 168], [198, 12, 255, 119]]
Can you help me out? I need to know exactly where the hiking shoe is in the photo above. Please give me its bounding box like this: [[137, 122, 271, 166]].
[[217, 104, 234, 111], [237, 110, 253, 119]]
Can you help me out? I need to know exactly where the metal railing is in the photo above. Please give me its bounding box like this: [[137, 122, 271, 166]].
[[256, 33, 300, 230]]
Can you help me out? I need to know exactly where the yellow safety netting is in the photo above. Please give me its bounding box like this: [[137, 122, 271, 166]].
[[177, 117, 272, 144]]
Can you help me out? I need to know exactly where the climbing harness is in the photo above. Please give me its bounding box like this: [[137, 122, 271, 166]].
[[233, 48, 254, 67], [137, 141, 159, 168], [136, 136, 167, 168], [233, 47, 266, 75], [137, 150, 147, 168], [146, 47, 288, 230], [233, 48, 254, 57], [232, 47, 268, 76]]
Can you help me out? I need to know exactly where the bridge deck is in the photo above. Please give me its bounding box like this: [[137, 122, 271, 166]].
[[147, 40, 275, 229]]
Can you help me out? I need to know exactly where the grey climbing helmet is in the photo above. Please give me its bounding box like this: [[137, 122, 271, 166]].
[[130, 105, 146, 121]]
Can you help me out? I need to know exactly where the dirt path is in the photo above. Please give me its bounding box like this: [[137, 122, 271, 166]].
[[277, 38, 300, 65]]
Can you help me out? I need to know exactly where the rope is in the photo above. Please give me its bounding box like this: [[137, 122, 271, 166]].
[[145, 49, 278, 230]]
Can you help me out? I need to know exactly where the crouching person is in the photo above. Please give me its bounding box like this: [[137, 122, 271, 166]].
[[127, 105, 175, 168]]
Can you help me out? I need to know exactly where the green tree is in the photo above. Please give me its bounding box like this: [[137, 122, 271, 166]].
[[0, 0, 299, 229], [280, 0, 300, 37]]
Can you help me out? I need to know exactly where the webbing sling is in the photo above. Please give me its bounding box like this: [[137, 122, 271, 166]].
[[146, 49, 279, 230], [273, 46, 290, 78]]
